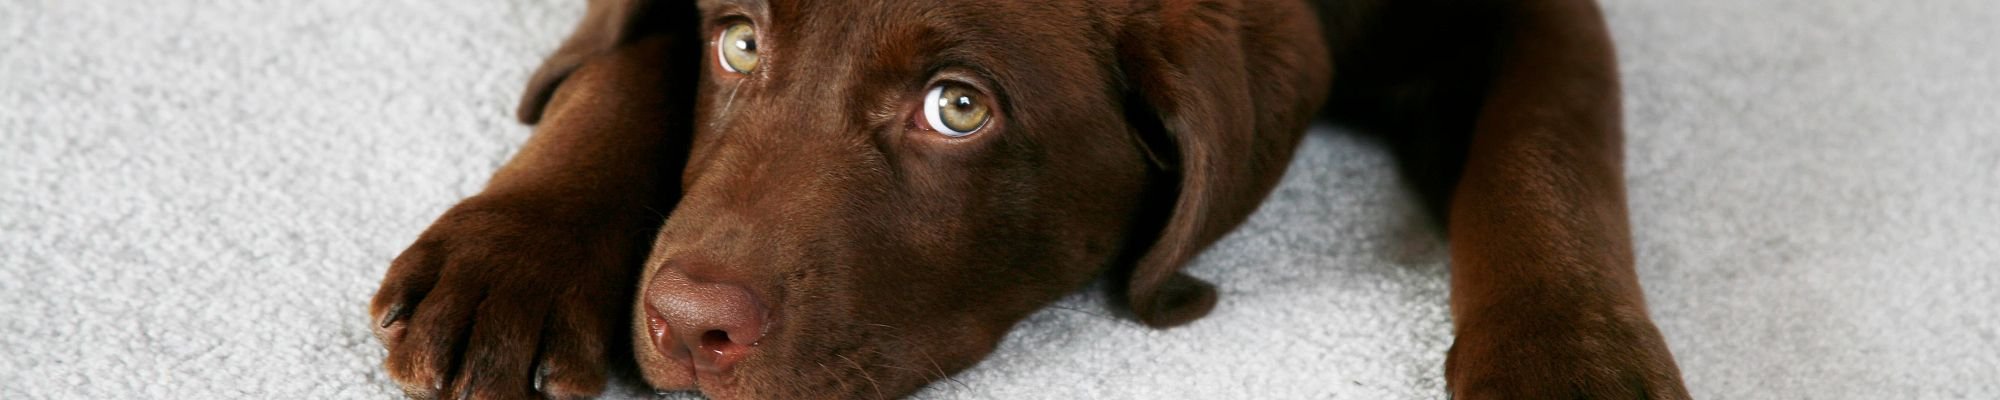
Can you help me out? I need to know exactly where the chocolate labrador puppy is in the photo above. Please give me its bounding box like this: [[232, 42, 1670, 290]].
[[370, 0, 1690, 398]]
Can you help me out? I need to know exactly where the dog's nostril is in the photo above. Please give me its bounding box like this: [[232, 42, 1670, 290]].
[[645, 303, 691, 362], [701, 330, 734, 349]]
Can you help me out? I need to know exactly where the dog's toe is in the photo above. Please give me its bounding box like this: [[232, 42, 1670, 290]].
[[531, 296, 615, 399], [383, 281, 479, 398]]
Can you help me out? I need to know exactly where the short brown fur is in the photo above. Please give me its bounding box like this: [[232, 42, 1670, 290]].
[[370, 0, 1689, 398]]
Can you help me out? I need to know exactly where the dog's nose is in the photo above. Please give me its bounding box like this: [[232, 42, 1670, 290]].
[[644, 262, 768, 374]]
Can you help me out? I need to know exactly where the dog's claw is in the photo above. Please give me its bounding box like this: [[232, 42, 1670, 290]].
[[533, 363, 549, 393], [380, 303, 408, 328]]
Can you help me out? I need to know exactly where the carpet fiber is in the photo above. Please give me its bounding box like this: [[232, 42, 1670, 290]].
[[4, 0, 1996, 398]]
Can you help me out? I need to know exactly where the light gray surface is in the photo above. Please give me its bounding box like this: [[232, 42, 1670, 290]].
[[3, 0, 1996, 398]]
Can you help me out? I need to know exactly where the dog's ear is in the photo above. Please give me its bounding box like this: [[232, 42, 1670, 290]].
[[517, 0, 695, 124], [1114, 0, 1328, 328]]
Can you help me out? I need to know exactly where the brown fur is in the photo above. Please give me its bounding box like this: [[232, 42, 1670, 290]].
[[369, 0, 1690, 398]]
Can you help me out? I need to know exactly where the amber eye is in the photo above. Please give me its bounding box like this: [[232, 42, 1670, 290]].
[[922, 83, 991, 137], [716, 22, 759, 73]]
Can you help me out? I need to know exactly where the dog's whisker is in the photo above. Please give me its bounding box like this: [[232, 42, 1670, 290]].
[[715, 82, 744, 128], [852, 322, 971, 393], [836, 354, 885, 400], [896, 337, 970, 392], [905, 341, 967, 392], [816, 362, 851, 395]]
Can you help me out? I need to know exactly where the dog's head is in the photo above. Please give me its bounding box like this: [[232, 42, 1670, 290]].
[[518, 0, 1327, 397]]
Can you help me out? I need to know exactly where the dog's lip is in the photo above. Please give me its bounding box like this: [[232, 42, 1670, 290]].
[[690, 343, 751, 376]]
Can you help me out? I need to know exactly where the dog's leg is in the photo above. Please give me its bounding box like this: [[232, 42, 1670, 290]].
[[1329, 0, 1691, 396], [1437, 1, 1689, 398], [369, 35, 696, 399]]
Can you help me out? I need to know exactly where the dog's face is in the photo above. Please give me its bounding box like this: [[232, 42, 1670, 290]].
[[515, 0, 1327, 397], [632, 1, 1156, 397]]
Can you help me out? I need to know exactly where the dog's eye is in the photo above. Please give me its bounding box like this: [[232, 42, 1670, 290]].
[[922, 83, 991, 137], [716, 22, 759, 73]]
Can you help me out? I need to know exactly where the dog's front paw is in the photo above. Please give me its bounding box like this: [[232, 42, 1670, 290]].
[[1445, 304, 1690, 400], [369, 195, 648, 399]]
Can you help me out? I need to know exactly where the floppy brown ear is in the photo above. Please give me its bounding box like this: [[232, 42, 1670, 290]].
[[1115, 0, 1330, 328], [517, 0, 694, 124]]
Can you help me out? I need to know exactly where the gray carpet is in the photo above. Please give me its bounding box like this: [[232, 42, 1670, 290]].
[[4, 0, 1996, 398]]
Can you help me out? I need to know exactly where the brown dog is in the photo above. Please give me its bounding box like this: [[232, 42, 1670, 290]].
[[369, 0, 1690, 398]]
